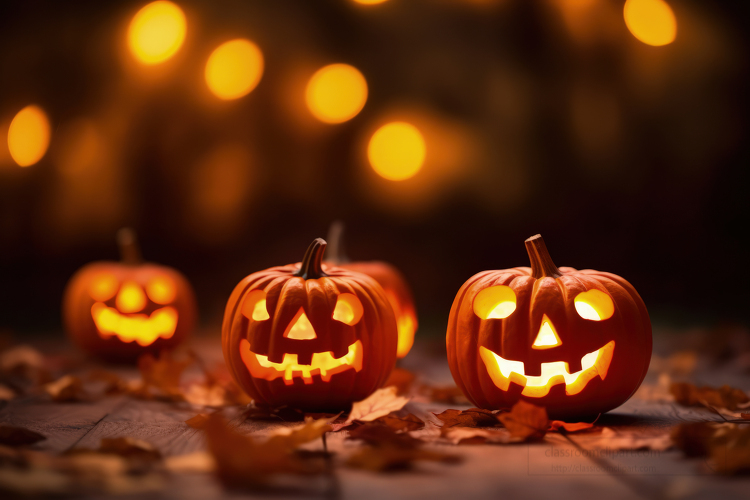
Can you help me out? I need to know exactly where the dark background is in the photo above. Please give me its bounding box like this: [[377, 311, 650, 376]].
[[1, 0, 748, 338]]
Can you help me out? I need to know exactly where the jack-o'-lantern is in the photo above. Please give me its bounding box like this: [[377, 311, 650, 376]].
[[63, 229, 196, 363], [222, 238, 398, 411], [326, 221, 418, 358], [446, 235, 651, 419]]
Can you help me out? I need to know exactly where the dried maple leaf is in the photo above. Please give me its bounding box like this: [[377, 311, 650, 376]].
[[442, 427, 513, 445], [670, 382, 750, 411], [0, 425, 46, 447], [185, 414, 210, 429], [346, 444, 461, 472], [434, 408, 498, 430], [377, 413, 424, 432], [346, 386, 409, 424], [203, 413, 326, 489], [165, 451, 216, 473], [671, 422, 716, 457], [134, 350, 195, 400], [266, 417, 333, 449], [548, 420, 596, 433], [0, 345, 51, 384], [347, 422, 422, 449], [497, 401, 548, 441], [98, 437, 161, 462], [711, 424, 750, 475], [86, 369, 129, 395], [419, 384, 469, 405], [591, 427, 673, 451], [45, 375, 86, 402]]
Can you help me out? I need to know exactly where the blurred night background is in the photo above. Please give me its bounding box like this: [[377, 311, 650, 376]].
[[0, 0, 748, 339]]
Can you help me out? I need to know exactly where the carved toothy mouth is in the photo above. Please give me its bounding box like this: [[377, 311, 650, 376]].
[[91, 302, 178, 347], [240, 339, 363, 385], [479, 341, 615, 397]]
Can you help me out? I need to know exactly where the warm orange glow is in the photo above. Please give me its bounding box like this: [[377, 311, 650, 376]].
[[205, 39, 264, 100], [479, 341, 615, 397], [7, 105, 50, 167], [127, 1, 186, 65], [623, 0, 676, 47], [88, 274, 119, 302], [332, 293, 364, 325], [532, 316, 561, 349], [574, 289, 615, 321], [396, 314, 416, 358], [241, 290, 270, 321], [116, 281, 147, 313], [473, 285, 517, 320], [284, 309, 317, 340], [368, 122, 426, 181], [92, 302, 177, 346], [146, 276, 176, 304], [305, 64, 368, 124], [352, 0, 389, 4], [240, 339, 363, 385]]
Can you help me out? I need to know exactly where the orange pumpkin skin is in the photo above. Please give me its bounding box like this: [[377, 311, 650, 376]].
[[337, 262, 417, 359], [63, 231, 196, 363], [222, 238, 398, 411], [446, 235, 651, 419]]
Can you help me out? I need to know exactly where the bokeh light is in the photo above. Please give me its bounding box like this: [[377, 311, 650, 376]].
[[205, 39, 264, 100], [7, 105, 50, 167], [623, 0, 677, 46], [127, 1, 187, 65], [352, 0, 389, 5], [368, 122, 426, 181], [305, 64, 368, 124]]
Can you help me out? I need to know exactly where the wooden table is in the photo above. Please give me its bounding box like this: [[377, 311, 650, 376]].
[[1, 334, 748, 500]]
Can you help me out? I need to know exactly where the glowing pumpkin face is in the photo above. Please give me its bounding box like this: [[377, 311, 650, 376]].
[[222, 238, 398, 411], [63, 229, 196, 362], [446, 235, 651, 419]]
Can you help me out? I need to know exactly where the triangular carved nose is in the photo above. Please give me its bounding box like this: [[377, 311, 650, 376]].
[[532, 315, 561, 349], [284, 308, 317, 340]]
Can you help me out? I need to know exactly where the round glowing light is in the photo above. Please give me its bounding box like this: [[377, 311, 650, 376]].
[[367, 122, 426, 181], [352, 0, 389, 4], [305, 64, 368, 124], [205, 39, 264, 100], [127, 1, 187, 65], [8, 105, 50, 167], [623, 0, 677, 47]]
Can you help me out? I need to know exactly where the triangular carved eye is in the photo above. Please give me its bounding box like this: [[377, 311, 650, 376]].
[[332, 293, 363, 325], [574, 290, 614, 321], [285, 308, 317, 340], [473, 285, 516, 320], [532, 315, 561, 349], [241, 290, 270, 321]]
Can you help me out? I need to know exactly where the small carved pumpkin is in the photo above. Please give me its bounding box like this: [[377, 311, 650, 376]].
[[222, 238, 398, 411], [326, 222, 418, 358], [63, 229, 196, 363], [446, 235, 651, 419]]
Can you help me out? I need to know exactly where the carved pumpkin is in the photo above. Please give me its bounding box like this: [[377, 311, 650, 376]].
[[63, 229, 196, 363], [222, 238, 398, 411], [326, 222, 418, 358], [446, 235, 651, 419]]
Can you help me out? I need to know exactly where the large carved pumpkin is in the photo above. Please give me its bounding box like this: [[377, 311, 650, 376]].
[[446, 235, 651, 419], [222, 238, 398, 411], [326, 222, 418, 358], [63, 229, 196, 363]]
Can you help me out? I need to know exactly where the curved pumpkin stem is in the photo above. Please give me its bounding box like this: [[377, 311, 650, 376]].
[[525, 234, 562, 279], [326, 220, 348, 265], [117, 227, 142, 265], [295, 238, 329, 280]]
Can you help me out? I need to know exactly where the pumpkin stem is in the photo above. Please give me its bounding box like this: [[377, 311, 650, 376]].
[[326, 220, 348, 265], [525, 234, 562, 279], [117, 227, 142, 264], [294, 238, 329, 280]]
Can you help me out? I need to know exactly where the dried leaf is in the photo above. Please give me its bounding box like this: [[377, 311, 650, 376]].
[[133, 350, 194, 401], [0, 384, 15, 401], [45, 375, 86, 402], [346, 444, 461, 472], [86, 369, 128, 395], [670, 382, 750, 411], [711, 424, 750, 475], [266, 417, 333, 449], [377, 413, 424, 432], [347, 386, 409, 424], [203, 413, 326, 489], [0, 425, 46, 446], [165, 451, 216, 473], [497, 401, 548, 441], [442, 427, 513, 445], [186, 414, 210, 429], [672, 422, 716, 457], [548, 420, 596, 433], [384, 368, 416, 395], [434, 408, 498, 429], [347, 422, 422, 449], [183, 383, 227, 407], [0, 345, 51, 384], [594, 427, 673, 451], [419, 384, 469, 405]]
